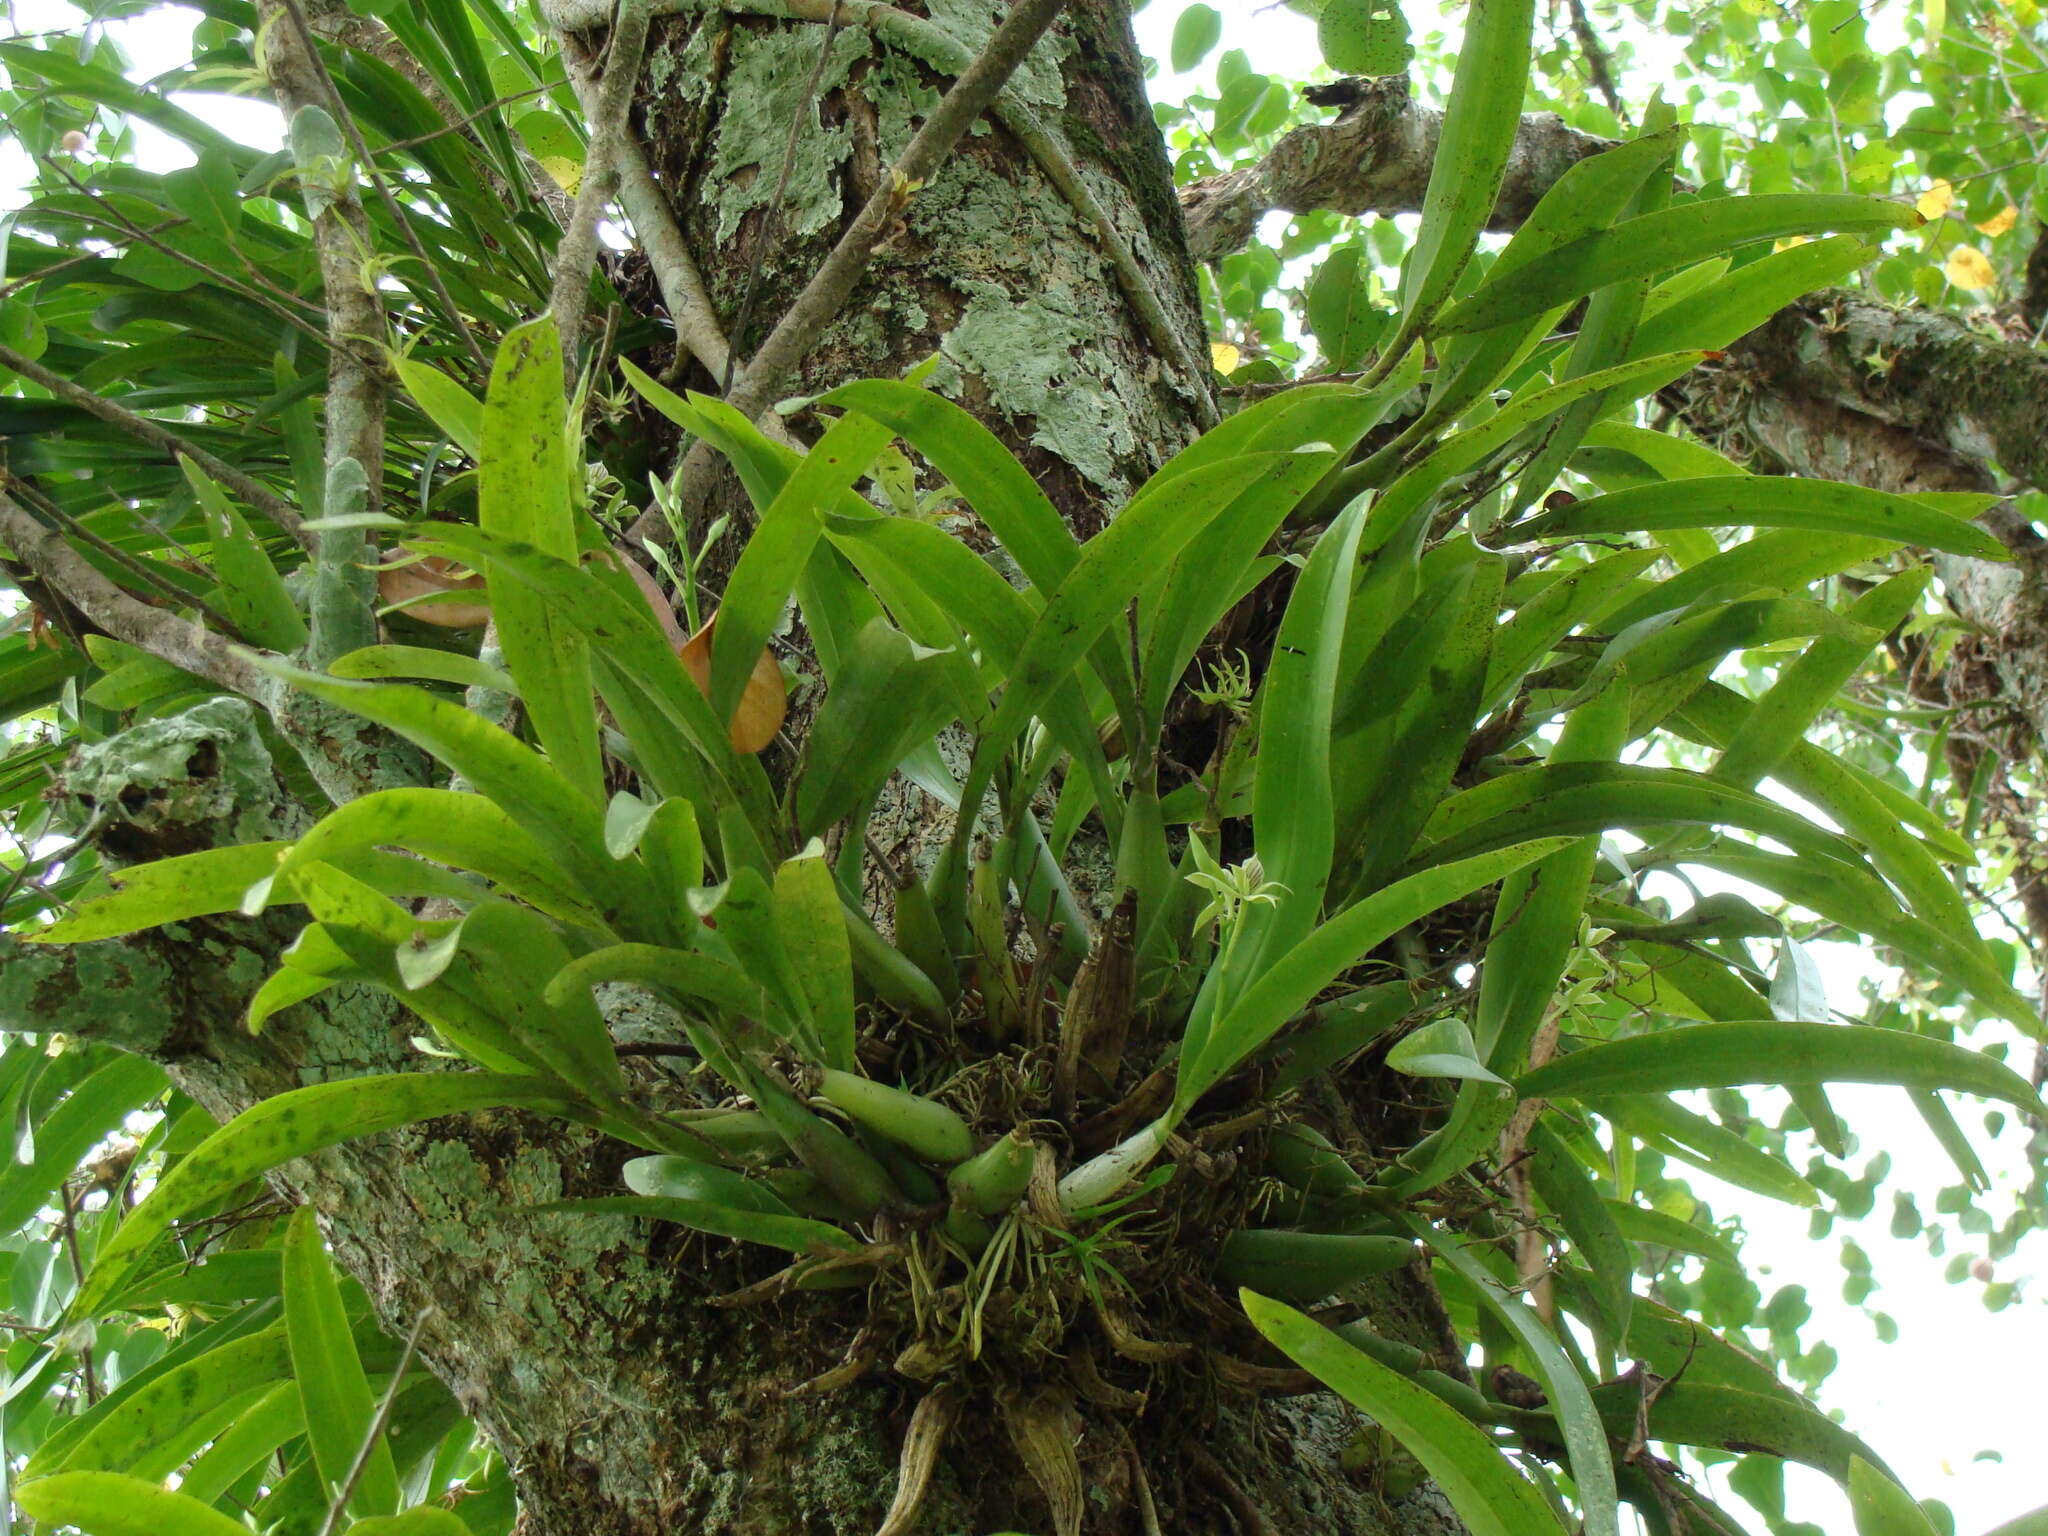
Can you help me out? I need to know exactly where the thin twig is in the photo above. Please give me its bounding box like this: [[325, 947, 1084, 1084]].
[[312, 1307, 434, 1536], [721, 1, 848, 396], [0, 221, 185, 300], [377, 83, 555, 157], [1563, 0, 1627, 121], [57, 1183, 97, 1403], [0, 340, 309, 547], [585, 90, 805, 547], [277, 0, 491, 377], [32, 162, 333, 349], [550, 0, 654, 374], [40, 155, 332, 319]]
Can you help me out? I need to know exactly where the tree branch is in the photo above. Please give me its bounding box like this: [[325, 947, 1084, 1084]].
[[1707, 291, 2048, 501], [549, 0, 653, 371], [261, 0, 388, 670], [277, 0, 490, 378], [0, 494, 269, 698], [1179, 76, 1618, 264]]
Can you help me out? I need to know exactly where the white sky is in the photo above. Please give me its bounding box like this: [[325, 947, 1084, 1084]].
[[2, 1, 2041, 1532]]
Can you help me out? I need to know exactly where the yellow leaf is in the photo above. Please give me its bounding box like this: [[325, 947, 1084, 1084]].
[[1210, 341, 1242, 374], [539, 156, 581, 194], [1916, 179, 1954, 220], [1944, 245, 1996, 291], [1773, 235, 1812, 252], [1975, 203, 2020, 238]]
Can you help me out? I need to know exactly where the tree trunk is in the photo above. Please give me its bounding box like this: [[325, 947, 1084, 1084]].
[[11, 7, 1473, 1533]]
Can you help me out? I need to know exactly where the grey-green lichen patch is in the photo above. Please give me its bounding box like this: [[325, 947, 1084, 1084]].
[[0, 933, 178, 1053], [62, 696, 281, 852], [709, 23, 870, 243], [865, 48, 942, 164], [645, 13, 721, 103], [941, 282, 1138, 493], [925, 0, 1072, 114]]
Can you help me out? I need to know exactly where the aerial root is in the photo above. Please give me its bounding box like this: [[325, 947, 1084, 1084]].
[[1093, 1295, 1191, 1365], [873, 1384, 963, 1536], [1001, 1386, 1087, 1536], [1205, 1350, 1319, 1396], [1068, 1348, 1146, 1412], [1117, 1425, 1165, 1536], [787, 1319, 881, 1398]]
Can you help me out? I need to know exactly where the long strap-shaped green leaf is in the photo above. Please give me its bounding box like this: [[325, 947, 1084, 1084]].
[[1437, 194, 1919, 334], [1406, 1216, 1619, 1536], [1522, 1021, 2048, 1115], [1244, 1292, 1565, 1536], [480, 317, 604, 806], [536, 1195, 858, 1255], [1525, 1119, 1632, 1349], [28, 1327, 289, 1480], [1628, 233, 1873, 359], [31, 842, 290, 942], [252, 656, 666, 938], [710, 406, 896, 723], [273, 787, 599, 928], [172, 1380, 304, 1510], [1487, 537, 1652, 660], [821, 511, 1120, 839], [1599, 525, 1894, 634], [1409, 761, 1871, 872], [15, 1472, 253, 1536], [1507, 104, 1680, 518], [182, 459, 308, 652], [1692, 843, 2037, 1031], [69, 1072, 576, 1322], [1592, 1379, 1894, 1484], [621, 363, 891, 683], [1240, 494, 1371, 972], [1385, 0, 1538, 355], [284, 1207, 401, 1519], [1140, 374, 1415, 729], [1710, 566, 1930, 792], [1848, 1456, 1942, 1536], [1478, 673, 1629, 1069], [1408, 123, 1684, 456], [816, 380, 1077, 599], [1594, 1088, 1820, 1207], [1518, 474, 2006, 561], [0, 1055, 166, 1239], [405, 526, 766, 837], [547, 941, 769, 1019]]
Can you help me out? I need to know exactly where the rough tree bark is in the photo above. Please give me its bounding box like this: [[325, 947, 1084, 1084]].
[[3, 7, 1477, 1535]]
